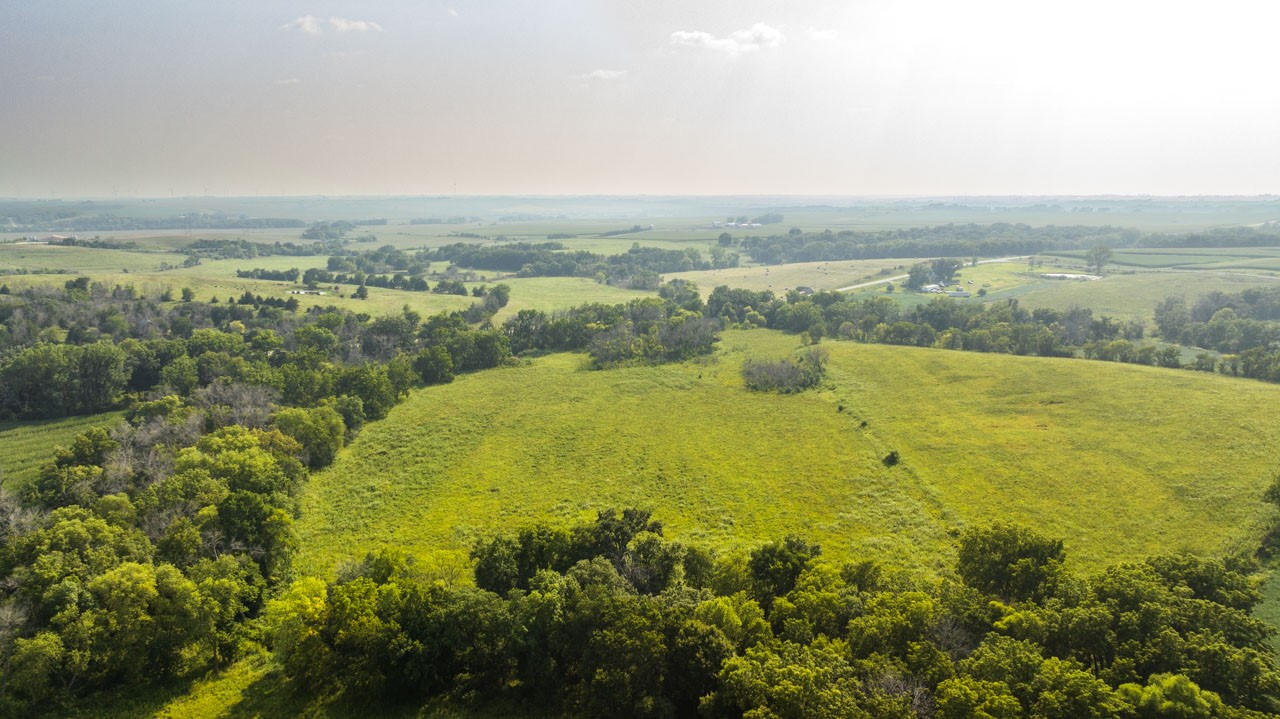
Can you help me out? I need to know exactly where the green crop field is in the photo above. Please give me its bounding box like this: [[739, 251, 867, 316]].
[[1183, 258, 1280, 272], [0, 411, 125, 490], [297, 329, 1280, 580]]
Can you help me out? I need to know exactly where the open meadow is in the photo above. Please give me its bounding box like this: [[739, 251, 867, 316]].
[[297, 329, 1280, 579], [1013, 270, 1280, 321], [665, 258, 910, 296]]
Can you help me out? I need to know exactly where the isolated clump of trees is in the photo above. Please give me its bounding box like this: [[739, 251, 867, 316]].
[[742, 347, 827, 393]]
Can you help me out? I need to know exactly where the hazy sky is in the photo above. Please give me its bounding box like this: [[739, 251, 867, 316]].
[[2, 0, 1278, 197]]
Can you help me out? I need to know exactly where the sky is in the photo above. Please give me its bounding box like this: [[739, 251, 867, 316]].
[[1, 0, 1278, 198]]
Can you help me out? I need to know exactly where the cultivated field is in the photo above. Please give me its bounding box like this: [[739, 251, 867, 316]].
[[297, 329, 1280, 579], [0, 411, 125, 490]]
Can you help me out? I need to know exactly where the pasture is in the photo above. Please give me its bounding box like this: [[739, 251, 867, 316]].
[[1014, 271, 1280, 321], [1047, 247, 1280, 270], [0, 243, 173, 274], [665, 258, 910, 296], [297, 329, 1280, 579]]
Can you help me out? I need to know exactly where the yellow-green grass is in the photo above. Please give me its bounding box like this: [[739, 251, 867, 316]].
[[838, 260, 1074, 309], [1181, 258, 1280, 272], [171, 255, 333, 275], [65, 652, 537, 719], [0, 244, 173, 273], [489, 276, 654, 322], [665, 259, 912, 296], [298, 330, 1280, 580], [0, 411, 125, 490], [1014, 271, 1280, 321], [1047, 247, 1280, 270], [1256, 570, 1280, 656]]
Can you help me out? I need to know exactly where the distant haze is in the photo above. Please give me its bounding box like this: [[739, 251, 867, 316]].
[[2, 0, 1278, 197]]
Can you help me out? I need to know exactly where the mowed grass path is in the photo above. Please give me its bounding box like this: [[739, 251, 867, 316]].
[[298, 330, 1280, 577]]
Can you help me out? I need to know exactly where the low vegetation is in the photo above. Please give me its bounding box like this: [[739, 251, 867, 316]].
[[741, 346, 827, 393]]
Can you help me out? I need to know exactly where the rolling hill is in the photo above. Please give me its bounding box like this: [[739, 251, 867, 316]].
[[297, 329, 1280, 577]]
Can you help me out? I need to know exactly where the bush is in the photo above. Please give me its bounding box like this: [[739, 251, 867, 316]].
[[741, 348, 826, 393]]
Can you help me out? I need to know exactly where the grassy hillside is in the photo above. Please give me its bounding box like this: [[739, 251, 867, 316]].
[[298, 330, 1280, 578], [0, 411, 125, 490]]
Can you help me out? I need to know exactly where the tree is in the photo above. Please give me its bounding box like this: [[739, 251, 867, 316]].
[[905, 263, 931, 290], [717, 232, 734, 246], [1153, 296, 1191, 341], [931, 258, 963, 284], [1116, 673, 1226, 718], [705, 639, 868, 719], [272, 406, 346, 469], [73, 342, 128, 414], [1086, 246, 1113, 274], [412, 346, 455, 385], [957, 523, 1065, 602], [354, 284, 369, 300], [748, 535, 821, 608]]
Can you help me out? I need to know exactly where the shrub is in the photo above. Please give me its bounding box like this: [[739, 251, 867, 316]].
[[741, 347, 826, 393]]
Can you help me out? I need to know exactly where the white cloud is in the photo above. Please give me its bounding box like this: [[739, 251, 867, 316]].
[[282, 15, 383, 34], [577, 69, 627, 82], [670, 23, 784, 56], [327, 49, 372, 59], [327, 17, 384, 33], [282, 15, 324, 35]]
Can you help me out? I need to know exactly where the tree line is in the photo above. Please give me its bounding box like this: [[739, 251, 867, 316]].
[[264, 513, 1280, 717], [1153, 286, 1280, 382], [0, 278, 511, 421], [428, 242, 738, 289], [734, 224, 1280, 265]]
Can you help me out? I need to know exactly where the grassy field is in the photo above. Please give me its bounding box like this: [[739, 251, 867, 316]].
[[0, 269, 657, 323], [297, 330, 1280, 579], [1047, 247, 1280, 270], [0, 244, 173, 273], [0, 411, 125, 490], [1013, 271, 1280, 321], [665, 258, 911, 296]]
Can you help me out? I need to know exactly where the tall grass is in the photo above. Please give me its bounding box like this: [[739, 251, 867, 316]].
[[298, 329, 1280, 577]]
